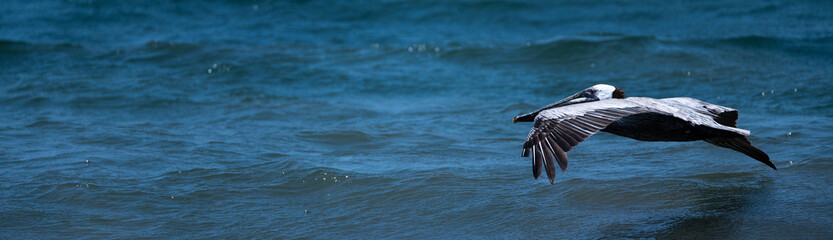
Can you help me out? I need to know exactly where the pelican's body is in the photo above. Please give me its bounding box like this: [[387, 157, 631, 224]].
[[601, 97, 748, 141], [514, 84, 774, 184]]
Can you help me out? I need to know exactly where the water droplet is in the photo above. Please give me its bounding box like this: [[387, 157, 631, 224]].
[[794, 88, 798, 92], [208, 69, 213, 74], [212, 63, 218, 68], [787, 132, 792, 136], [408, 47, 413, 52]]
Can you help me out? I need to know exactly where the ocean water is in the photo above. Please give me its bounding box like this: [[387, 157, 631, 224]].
[[2, 0, 833, 238]]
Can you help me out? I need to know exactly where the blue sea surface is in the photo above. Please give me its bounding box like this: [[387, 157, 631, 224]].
[[2, 0, 833, 239]]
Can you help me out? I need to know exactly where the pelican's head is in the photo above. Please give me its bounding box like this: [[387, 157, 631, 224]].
[[513, 84, 625, 123]]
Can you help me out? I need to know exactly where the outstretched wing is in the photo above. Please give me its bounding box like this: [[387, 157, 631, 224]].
[[521, 99, 650, 184], [660, 97, 775, 169], [661, 98, 775, 170], [661, 97, 739, 127]]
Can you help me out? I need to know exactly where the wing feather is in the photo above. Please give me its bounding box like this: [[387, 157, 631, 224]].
[[548, 132, 571, 152], [540, 137, 557, 184], [547, 135, 569, 173], [532, 144, 544, 179]]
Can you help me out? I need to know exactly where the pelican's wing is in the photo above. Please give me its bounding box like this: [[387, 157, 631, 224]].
[[661, 97, 739, 127], [651, 97, 774, 170], [660, 98, 775, 170], [633, 97, 750, 136], [521, 99, 650, 184]]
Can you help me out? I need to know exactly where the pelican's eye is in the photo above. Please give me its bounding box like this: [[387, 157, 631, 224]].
[[581, 89, 597, 98]]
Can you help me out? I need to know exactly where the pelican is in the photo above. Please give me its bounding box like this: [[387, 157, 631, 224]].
[[513, 84, 775, 184]]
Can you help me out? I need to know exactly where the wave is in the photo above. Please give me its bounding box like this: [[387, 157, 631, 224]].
[[523, 34, 658, 61], [119, 40, 209, 63], [298, 130, 374, 145], [717, 35, 833, 57], [439, 33, 833, 70], [441, 34, 658, 60], [440, 34, 671, 70], [0, 39, 84, 56]]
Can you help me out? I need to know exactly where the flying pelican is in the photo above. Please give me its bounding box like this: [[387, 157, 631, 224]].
[[513, 84, 775, 184]]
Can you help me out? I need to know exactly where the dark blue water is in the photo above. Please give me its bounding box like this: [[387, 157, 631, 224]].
[[2, 0, 833, 238]]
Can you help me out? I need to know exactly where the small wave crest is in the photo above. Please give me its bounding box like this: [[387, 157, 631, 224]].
[[0, 39, 84, 55], [441, 34, 660, 67]]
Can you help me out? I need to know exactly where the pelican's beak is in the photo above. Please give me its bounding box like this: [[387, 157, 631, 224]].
[[513, 113, 534, 123], [513, 91, 589, 123]]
